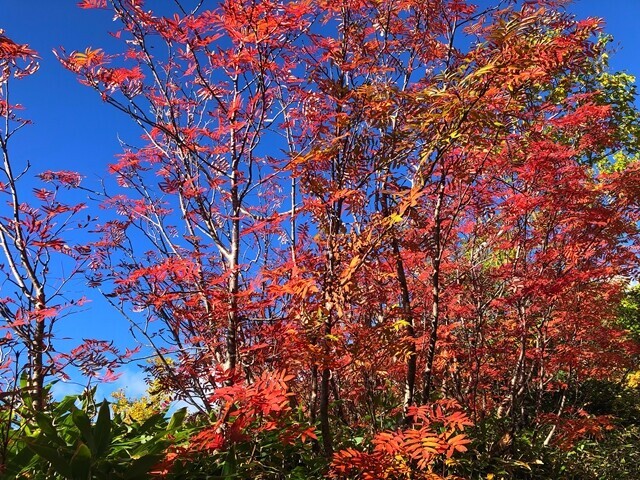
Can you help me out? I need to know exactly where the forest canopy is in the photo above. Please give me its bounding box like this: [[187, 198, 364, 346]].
[[1, 0, 639, 478]]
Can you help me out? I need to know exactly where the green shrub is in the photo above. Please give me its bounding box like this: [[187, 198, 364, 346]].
[[2, 387, 187, 479]]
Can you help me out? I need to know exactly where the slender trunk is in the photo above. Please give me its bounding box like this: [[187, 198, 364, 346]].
[[331, 375, 349, 425], [319, 362, 333, 456], [510, 305, 528, 430], [226, 170, 240, 375], [319, 208, 341, 457], [318, 278, 334, 457], [393, 239, 416, 419], [422, 180, 445, 402], [31, 302, 46, 411], [226, 82, 241, 377], [422, 262, 441, 402], [310, 364, 318, 422], [543, 389, 566, 446], [380, 188, 416, 419], [496, 314, 526, 421], [1, 141, 48, 410], [308, 364, 322, 453]]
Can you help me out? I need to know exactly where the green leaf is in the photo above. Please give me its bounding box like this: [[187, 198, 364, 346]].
[[94, 399, 112, 457], [72, 408, 95, 452], [167, 407, 187, 432], [25, 440, 73, 478], [222, 445, 238, 477], [70, 442, 92, 480], [138, 412, 166, 434], [130, 434, 168, 458], [19, 372, 33, 408], [35, 412, 61, 442], [2, 445, 37, 477], [124, 454, 164, 479], [19, 371, 29, 390], [55, 395, 80, 415]]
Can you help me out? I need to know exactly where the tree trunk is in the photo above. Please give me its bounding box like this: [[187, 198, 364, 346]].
[[422, 180, 445, 403], [319, 363, 333, 456]]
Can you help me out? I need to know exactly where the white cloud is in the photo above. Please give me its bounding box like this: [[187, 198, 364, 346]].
[[96, 366, 149, 401]]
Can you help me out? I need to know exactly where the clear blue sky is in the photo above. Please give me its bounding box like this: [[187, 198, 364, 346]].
[[2, 0, 638, 180], [1, 0, 639, 396], [570, 0, 640, 76]]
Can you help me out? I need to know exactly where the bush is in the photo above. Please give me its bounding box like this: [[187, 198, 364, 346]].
[[2, 387, 187, 479]]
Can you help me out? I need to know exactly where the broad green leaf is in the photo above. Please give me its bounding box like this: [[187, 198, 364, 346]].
[[19, 372, 33, 408], [3, 445, 36, 477], [19, 371, 29, 390], [70, 442, 92, 480], [25, 440, 73, 478], [94, 399, 112, 457], [55, 395, 79, 415], [124, 454, 164, 479], [72, 408, 95, 452], [222, 445, 238, 478], [138, 412, 166, 434], [167, 407, 187, 432], [34, 412, 61, 442]]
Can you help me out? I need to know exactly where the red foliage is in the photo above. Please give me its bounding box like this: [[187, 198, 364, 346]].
[[163, 370, 316, 471], [46, 0, 640, 473], [332, 401, 472, 478], [0, 32, 97, 410]]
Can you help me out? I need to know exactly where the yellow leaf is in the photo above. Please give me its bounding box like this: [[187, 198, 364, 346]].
[[392, 319, 410, 331], [388, 213, 403, 225]]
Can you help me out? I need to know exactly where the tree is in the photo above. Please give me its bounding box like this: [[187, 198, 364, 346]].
[[0, 32, 135, 473], [51, 0, 640, 477], [0, 32, 92, 413]]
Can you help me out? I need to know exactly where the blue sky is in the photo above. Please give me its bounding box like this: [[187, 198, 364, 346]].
[[570, 1, 640, 76], [1, 0, 639, 399], [2, 1, 638, 181]]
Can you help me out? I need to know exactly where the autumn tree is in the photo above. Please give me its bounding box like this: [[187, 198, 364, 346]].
[[0, 32, 94, 414], [57, 0, 640, 477], [0, 32, 124, 477], [0, 33, 140, 477]]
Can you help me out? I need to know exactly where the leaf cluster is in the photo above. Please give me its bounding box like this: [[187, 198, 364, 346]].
[[2, 387, 187, 480]]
